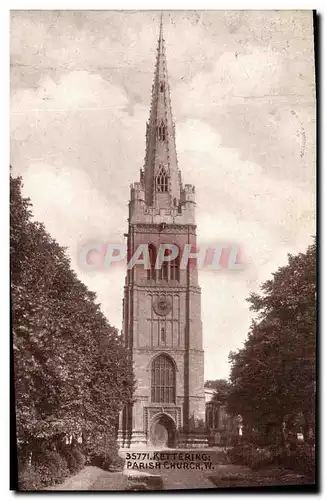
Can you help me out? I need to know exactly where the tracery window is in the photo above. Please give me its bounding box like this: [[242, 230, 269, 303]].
[[151, 354, 176, 403], [156, 166, 168, 193]]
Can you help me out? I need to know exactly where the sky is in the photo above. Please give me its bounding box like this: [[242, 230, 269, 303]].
[[10, 10, 316, 380]]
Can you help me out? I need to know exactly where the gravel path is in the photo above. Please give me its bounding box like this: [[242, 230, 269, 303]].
[[49, 449, 282, 491], [47, 466, 125, 491], [160, 467, 215, 489]]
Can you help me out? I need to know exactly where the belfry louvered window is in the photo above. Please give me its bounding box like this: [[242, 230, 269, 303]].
[[170, 247, 180, 282], [156, 245, 180, 282], [147, 244, 156, 281], [157, 166, 168, 193], [151, 354, 176, 403], [158, 121, 166, 142], [159, 261, 169, 281]]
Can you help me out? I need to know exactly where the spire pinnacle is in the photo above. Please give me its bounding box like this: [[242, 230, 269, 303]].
[[159, 11, 163, 43], [142, 13, 181, 208], [160, 11, 163, 34]]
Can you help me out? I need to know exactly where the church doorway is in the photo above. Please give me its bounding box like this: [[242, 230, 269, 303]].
[[150, 414, 176, 448]]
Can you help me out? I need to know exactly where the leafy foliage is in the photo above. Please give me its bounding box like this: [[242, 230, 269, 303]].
[[60, 445, 86, 474], [227, 240, 316, 445], [84, 431, 125, 470], [227, 442, 315, 479], [11, 173, 134, 487], [283, 442, 315, 478], [18, 449, 70, 490], [18, 464, 43, 491], [209, 379, 231, 403]]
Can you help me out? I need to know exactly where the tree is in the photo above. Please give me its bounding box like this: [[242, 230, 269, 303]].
[[227, 240, 316, 445], [11, 173, 134, 461], [205, 379, 230, 404]]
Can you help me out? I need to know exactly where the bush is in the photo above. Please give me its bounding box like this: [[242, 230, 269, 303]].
[[85, 436, 125, 471], [250, 448, 274, 470], [34, 450, 70, 487], [18, 464, 42, 491], [61, 446, 86, 474], [228, 442, 315, 478], [101, 454, 125, 472], [18, 450, 70, 490], [89, 452, 125, 472], [71, 446, 86, 470], [227, 444, 274, 470], [38, 451, 70, 486], [282, 443, 315, 478], [61, 448, 77, 473], [227, 444, 256, 465]]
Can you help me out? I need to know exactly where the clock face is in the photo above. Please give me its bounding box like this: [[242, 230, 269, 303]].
[[153, 296, 172, 316]]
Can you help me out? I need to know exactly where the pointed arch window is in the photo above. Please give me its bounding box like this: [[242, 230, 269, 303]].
[[158, 121, 166, 142], [156, 166, 168, 193], [170, 246, 180, 282], [160, 82, 165, 93], [159, 260, 169, 281], [147, 244, 157, 281], [158, 247, 170, 281], [151, 354, 176, 403], [156, 245, 180, 282]]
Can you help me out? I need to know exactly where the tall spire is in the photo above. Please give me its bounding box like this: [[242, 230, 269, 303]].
[[142, 13, 181, 208], [159, 10, 163, 43]]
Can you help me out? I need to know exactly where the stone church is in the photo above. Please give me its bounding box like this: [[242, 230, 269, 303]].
[[118, 18, 206, 448]]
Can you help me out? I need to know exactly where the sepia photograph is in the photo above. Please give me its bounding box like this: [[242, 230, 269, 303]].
[[10, 9, 316, 491]]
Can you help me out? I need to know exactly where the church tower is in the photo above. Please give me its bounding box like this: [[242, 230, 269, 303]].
[[118, 16, 206, 448]]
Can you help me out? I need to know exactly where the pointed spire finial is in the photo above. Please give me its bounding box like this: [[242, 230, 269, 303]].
[[143, 10, 181, 207], [158, 11, 164, 51]]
